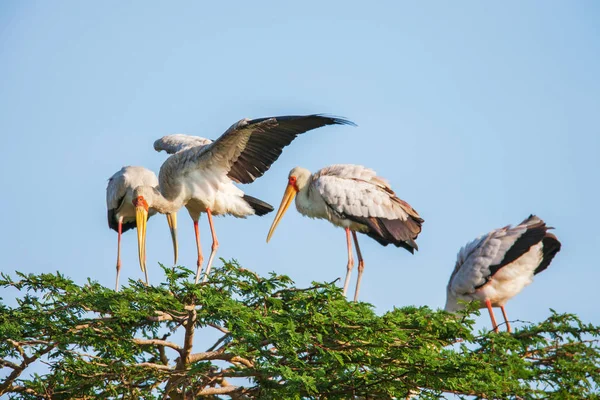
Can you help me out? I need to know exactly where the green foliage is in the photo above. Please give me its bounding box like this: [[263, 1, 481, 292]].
[[0, 261, 598, 399]]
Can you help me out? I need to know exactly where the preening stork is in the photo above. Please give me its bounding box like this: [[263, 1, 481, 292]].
[[106, 166, 159, 290], [266, 164, 423, 301], [445, 215, 561, 332], [133, 114, 355, 283]]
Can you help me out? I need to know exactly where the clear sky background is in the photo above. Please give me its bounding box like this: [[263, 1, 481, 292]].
[[1, 1, 599, 335]]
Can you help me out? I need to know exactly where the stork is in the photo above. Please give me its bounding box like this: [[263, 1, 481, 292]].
[[106, 166, 159, 290], [266, 164, 423, 301], [134, 114, 355, 283], [445, 215, 561, 332]]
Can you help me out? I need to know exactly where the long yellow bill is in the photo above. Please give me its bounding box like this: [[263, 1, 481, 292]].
[[166, 213, 178, 265], [266, 184, 297, 243], [135, 206, 149, 275]]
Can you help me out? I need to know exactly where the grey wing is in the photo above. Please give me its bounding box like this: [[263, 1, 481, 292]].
[[314, 173, 406, 220], [449, 216, 549, 295], [312, 165, 423, 251], [448, 233, 502, 296], [106, 168, 129, 231], [172, 114, 355, 184], [154, 134, 213, 154], [106, 168, 128, 211]]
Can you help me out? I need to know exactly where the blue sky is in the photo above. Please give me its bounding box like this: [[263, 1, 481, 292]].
[[1, 1, 599, 334]]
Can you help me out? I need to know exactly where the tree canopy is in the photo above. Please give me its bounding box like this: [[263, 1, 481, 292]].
[[1, 261, 599, 399]]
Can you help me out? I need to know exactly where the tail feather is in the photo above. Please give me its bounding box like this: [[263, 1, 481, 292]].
[[243, 195, 274, 216], [535, 233, 561, 275]]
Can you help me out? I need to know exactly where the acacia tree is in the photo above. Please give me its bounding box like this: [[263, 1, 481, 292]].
[[1, 262, 599, 399]]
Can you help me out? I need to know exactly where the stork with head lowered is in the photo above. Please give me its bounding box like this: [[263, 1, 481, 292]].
[[134, 114, 355, 283], [106, 166, 159, 290], [445, 215, 561, 332]]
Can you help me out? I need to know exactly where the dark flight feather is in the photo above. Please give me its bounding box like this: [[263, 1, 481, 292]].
[[227, 115, 355, 184]]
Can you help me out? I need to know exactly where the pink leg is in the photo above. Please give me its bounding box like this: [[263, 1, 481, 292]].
[[115, 218, 123, 291], [352, 232, 365, 302], [342, 228, 354, 296], [500, 305, 512, 333], [193, 219, 204, 284], [485, 299, 499, 333], [202, 209, 219, 283]]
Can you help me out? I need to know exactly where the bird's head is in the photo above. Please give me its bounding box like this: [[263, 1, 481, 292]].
[[288, 166, 311, 190], [132, 186, 156, 205], [131, 186, 179, 270], [266, 166, 311, 243]]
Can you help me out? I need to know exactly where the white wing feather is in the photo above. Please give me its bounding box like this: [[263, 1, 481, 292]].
[[154, 134, 213, 154], [312, 164, 410, 220], [448, 223, 534, 296], [106, 169, 129, 210]]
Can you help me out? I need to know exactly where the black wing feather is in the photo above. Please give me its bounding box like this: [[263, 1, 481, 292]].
[[322, 201, 423, 253], [228, 115, 355, 184], [107, 194, 137, 234], [107, 208, 136, 233], [534, 233, 561, 275], [356, 215, 422, 253]]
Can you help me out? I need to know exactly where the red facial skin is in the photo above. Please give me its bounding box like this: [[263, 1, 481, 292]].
[[133, 196, 149, 211], [288, 176, 299, 192]]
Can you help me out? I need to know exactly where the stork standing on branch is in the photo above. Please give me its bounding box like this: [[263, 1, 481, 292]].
[[106, 166, 159, 290], [266, 164, 423, 301], [134, 114, 355, 283], [445, 215, 561, 332]]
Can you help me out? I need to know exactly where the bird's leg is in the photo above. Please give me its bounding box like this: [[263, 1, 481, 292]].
[[115, 217, 123, 291], [193, 219, 204, 284], [202, 208, 219, 283], [342, 228, 354, 296], [500, 305, 512, 333], [485, 299, 499, 333], [352, 231, 364, 302]]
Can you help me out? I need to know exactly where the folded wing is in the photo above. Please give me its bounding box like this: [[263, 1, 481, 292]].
[[313, 164, 423, 252]]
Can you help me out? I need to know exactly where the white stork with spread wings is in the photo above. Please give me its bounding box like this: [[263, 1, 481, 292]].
[[266, 164, 423, 301], [445, 215, 561, 332], [106, 166, 159, 290], [133, 114, 355, 283]]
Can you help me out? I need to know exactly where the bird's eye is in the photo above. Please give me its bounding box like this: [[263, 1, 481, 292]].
[[289, 176, 297, 184]]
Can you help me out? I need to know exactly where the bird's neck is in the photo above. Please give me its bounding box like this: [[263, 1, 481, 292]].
[[151, 190, 185, 214], [295, 183, 313, 214]]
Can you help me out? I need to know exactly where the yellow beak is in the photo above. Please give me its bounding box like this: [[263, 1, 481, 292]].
[[267, 184, 297, 243], [135, 206, 149, 274], [166, 213, 178, 265]]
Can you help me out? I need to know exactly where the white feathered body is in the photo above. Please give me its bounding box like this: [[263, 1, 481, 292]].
[[106, 166, 159, 231], [294, 164, 423, 251], [445, 215, 560, 312], [156, 135, 255, 219], [151, 116, 356, 221], [297, 165, 396, 229]]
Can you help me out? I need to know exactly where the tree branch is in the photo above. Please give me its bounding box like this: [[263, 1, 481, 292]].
[[133, 338, 182, 352], [0, 343, 55, 396], [196, 385, 245, 396], [137, 362, 174, 371], [0, 358, 21, 370]]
